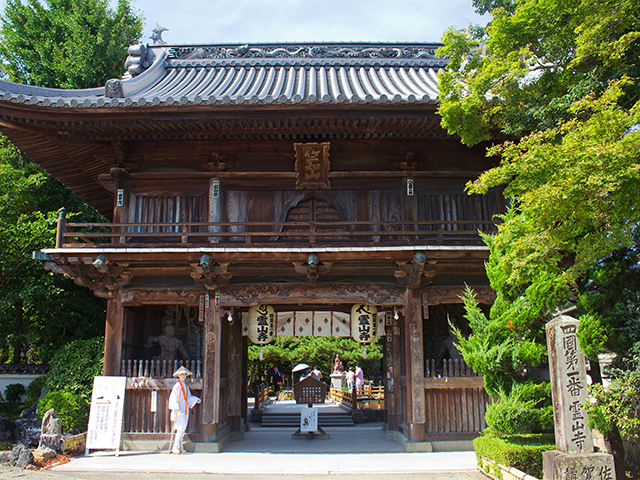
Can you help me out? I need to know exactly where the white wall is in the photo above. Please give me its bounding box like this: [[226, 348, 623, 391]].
[[0, 374, 42, 404]]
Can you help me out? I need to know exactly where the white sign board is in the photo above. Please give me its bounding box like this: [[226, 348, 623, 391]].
[[86, 376, 126, 455], [300, 407, 318, 433]]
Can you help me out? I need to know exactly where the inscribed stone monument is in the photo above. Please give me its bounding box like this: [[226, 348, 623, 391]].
[[543, 315, 616, 480]]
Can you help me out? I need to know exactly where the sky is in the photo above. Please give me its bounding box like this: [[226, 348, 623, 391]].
[[0, 0, 488, 46], [131, 0, 487, 45]]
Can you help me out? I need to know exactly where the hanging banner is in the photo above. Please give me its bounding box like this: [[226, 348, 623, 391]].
[[351, 304, 378, 344], [248, 305, 275, 345]]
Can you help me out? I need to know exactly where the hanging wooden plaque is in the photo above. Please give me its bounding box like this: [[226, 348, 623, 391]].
[[294, 142, 331, 190]]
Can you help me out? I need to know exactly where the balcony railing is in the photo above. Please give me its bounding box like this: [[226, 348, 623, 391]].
[[56, 217, 497, 248]]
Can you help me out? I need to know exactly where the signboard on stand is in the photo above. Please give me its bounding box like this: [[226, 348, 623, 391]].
[[300, 407, 318, 433], [86, 376, 126, 456]]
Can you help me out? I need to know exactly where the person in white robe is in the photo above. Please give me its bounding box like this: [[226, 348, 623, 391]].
[[169, 366, 200, 454]]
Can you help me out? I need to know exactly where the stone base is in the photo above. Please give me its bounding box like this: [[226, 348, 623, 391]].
[[543, 450, 616, 480], [32, 448, 56, 462], [330, 373, 346, 390]]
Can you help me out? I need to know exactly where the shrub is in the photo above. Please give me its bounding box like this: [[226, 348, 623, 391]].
[[474, 434, 555, 479], [585, 344, 640, 447], [4, 383, 26, 404], [484, 381, 553, 435], [46, 337, 104, 401], [25, 375, 47, 408], [37, 390, 88, 433]]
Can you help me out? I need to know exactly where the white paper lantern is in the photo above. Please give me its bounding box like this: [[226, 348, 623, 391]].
[[248, 305, 275, 345], [351, 304, 377, 344]]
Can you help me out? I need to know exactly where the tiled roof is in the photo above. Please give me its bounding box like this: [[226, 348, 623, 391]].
[[0, 43, 445, 109]]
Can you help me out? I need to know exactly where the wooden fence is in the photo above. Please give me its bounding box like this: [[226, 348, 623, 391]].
[[423, 358, 491, 440], [121, 358, 203, 437]]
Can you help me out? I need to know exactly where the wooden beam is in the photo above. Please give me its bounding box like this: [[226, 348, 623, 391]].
[[219, 283, 406, 306]]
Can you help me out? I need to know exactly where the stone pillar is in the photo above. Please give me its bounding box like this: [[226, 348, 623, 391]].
[[103, 293, 123, 376], [404, 288, 425, 441], [543, 315, 616, 480], [202, 292, 222, 441]]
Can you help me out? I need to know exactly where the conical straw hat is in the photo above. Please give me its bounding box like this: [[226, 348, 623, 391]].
[[173, 366, 193, 377]]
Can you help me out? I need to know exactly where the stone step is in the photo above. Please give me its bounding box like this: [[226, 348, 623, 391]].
[[261, 412, 354, 427]]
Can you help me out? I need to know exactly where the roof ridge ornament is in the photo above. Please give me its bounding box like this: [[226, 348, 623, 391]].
[[150, 23, 169, 45], [168, 44, 439, 61]]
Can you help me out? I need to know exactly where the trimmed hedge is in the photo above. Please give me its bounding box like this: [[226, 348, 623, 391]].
[[474, 433, 555, 479]]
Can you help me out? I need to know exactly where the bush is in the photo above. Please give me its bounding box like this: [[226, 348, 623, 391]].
[[484, 382, 553, 435], [37, 391, 88, 433], [4, 383, 26, 404], [0, 402, 25, 420], [46, 337, 104, 402], [25, 375, 47, 408], [474, 434, 555, 479]]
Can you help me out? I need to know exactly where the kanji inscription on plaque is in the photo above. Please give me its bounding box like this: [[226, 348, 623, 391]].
[[294, 142, 331, 190]]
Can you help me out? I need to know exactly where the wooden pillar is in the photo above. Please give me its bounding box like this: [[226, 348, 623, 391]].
[[241, 335, 248, 424], [226, 310, 243, 432], [385, 310, 403, 430], [404, 287, 425, 441], [103, 292, 124, 376], [202, 292, 222, 441]]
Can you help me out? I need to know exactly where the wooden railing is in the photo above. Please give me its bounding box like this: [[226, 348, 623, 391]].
[[120, 359, 202, 379], [425, 358, 479, 378], [55, 217, 497, 248], [254, 382, 269, 410], [330, 384, 384, 409]]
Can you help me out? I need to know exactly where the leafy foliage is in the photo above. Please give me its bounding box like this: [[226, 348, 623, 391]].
[[3, 383, 26, 404], [0, 1, 142, 363], [0, 139, 107, 362], [45, 337, 104, 401], [484, 382, 553, 435], [453, 283, 548, 397], [248, 336, 382, 389], [25, 375, 47, 408], [38, 390, 88, 432], [0, 0, 143, 89], [439, 3, 640, 473], [437, 0, 640, 146], [584, 346, 640, 447]]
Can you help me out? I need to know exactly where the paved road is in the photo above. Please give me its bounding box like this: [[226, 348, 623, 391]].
[[0, 469, 486, 480]]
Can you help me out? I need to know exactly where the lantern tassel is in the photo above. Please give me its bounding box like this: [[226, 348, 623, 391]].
[[363, 345, 367, 358], [259, 346, 263, 360]]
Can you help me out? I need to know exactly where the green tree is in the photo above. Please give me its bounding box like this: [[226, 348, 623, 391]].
[[0, 0, 143, 362], [0, 0, 143, 88], [438, 0, 639, 475], [248, 336, 382, 391], [0, 138, 107, 362]]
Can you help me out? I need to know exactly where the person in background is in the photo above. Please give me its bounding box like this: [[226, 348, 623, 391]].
[[311, 365, 323, 381], [355, 365, 364, 394], [270, 366, 285, 401], [169, 366, 200, 454], [346, 366, 355, 391]]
